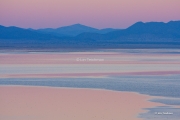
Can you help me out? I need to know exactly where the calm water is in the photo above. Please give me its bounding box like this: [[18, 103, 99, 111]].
[[0, 49, 180, 120]]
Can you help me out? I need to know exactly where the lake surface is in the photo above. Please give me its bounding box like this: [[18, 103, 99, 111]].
[[0, 49, 180, 120]]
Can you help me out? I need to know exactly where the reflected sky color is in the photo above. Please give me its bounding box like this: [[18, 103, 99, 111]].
[[0, 51, 180, 78], [1, 50, 180, 120], [0, 86, 163, 120]]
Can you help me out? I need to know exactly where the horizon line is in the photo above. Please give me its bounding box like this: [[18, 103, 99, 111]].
[[1, 20, 180, 30]]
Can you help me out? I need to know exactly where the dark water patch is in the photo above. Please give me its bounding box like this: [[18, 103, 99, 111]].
[[150, 98, 180, 106], [0, 75, 180, 99]]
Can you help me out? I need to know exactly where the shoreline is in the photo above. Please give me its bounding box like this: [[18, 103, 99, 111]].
[[1, 48, 180, 52], [0, 84, 157, 96], [0, 85, 163, 120]]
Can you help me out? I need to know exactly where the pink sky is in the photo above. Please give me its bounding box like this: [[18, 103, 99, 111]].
[[0, 0, 180, 29]]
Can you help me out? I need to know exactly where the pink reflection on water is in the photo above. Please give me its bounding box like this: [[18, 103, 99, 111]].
[[1, 53, 180, 64], [0, 86, 163, 120], [1, 71, 180, 78]]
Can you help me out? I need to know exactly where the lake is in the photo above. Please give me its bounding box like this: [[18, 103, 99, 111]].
[[0, 49, 180, 120]]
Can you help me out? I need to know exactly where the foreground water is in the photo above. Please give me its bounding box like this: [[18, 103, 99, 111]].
[[0, 49, 180, 120]]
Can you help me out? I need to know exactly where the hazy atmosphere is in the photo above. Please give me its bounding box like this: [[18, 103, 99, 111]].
[[1, 1, 180, 120], [0, 0, 180, 29]]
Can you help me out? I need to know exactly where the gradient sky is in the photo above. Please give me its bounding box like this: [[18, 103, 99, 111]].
[[0, 0, 180, 29]]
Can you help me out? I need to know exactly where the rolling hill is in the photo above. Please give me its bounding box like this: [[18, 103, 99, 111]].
[[0, 21, 180, 49]]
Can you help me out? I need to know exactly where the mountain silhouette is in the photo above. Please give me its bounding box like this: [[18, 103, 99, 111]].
[[0, 21, 180, 49], [37, 24, 117, 37], [75, 21, 180, 42], [0, 25, 59, 40]]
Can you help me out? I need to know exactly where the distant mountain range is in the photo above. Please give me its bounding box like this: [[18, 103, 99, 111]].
[[0, 21, 180, 49], [38, 24, 118, 37]]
